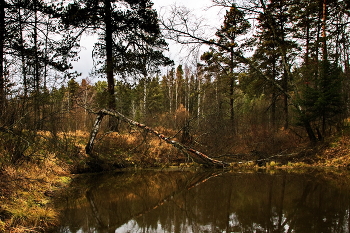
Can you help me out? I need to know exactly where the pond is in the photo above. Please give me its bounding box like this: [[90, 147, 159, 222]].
[[53, 169, 350, 233]]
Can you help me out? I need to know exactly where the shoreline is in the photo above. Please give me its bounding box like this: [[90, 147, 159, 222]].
[[1, 132, 350, 232]]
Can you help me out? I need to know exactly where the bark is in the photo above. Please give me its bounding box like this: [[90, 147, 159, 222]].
[[197, 70, 202, 120], [304, 119, 317, 143], [104, 0, 118, 131], [321, 0, 328, 136], [85, 112, 106, 155], [0, 0, 5, 115], [34, 1, 41, 129], [104, 0, 114, 110], [322, 0, 327, 61], [143, 78, 147, 116], [86, 109, 229, 168], [18, 6, 28, 98], [271, 57, 277, 130], [229, 52, 235, 130]]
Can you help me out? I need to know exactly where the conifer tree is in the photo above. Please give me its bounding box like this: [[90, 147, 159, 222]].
[[201, 4, 250, 131], [0, 0, 74, 128], [292, 0, 347, 139], [62, 0, 170, 116]]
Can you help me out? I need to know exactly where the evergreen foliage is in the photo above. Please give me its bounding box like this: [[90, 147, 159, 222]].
[[0, 0, 348, 167]]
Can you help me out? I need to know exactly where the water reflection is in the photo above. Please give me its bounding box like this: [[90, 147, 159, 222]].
[[54, 169, 350, 233]]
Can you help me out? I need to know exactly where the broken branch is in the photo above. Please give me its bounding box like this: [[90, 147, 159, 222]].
[[85, 109, 229, 168]]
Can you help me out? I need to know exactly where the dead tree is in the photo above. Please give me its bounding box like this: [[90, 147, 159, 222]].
[[86, 109, 229, 168]]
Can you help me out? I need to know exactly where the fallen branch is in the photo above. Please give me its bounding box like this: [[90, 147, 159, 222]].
[[86, 109, 229, 168]]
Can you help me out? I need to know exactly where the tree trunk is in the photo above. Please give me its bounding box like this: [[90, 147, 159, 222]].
[[34, 1, 41, 129], [175, 75, 178, 110], [18, 6, 27, 98], [283, 76, 289, 129], [321, 0, 328, 136], [104, 0, 118, 131], [271, 90, 276, 130], [322, 0, 327, 61], [185, 67, 190, 111], [85, 112, 106, 155], [86, 109, 229, 168], [229, 52, 235, 131], [304, 119, 317, 143], [271, 57, 277, 130], [163, 0, 319, 142], [168, 70, 173, 113], [197, 69, 202, 120], [0, 0, 5, 117], [143, 78, 147, 117]]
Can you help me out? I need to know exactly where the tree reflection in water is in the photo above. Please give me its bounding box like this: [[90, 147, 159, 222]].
[[54, 169, 350, 233]]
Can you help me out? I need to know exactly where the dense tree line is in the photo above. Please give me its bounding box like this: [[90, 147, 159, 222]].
[[163, 0, 349, 147], [0, 0, 349, 165], [0, 0, 171, 164]]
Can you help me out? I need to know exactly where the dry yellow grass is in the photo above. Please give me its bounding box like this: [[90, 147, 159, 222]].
[[91, 129, 184, 167], [0, 155, 71, 232], [315, 135, 350, 167]]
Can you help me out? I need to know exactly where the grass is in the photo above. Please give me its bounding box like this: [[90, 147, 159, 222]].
[[0, 128, 181, 232], [0, 154, 71, 232], [1, 127, 350, 231]]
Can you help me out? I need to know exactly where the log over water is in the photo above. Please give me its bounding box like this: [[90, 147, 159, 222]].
[[86, 109, 229, 168]]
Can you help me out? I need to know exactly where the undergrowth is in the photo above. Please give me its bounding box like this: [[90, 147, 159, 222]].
[[1, 127, 350, 232], [0, 156, 71, 232]]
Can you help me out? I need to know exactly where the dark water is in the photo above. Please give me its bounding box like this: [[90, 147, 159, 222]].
[[54, 169, 350, 233]]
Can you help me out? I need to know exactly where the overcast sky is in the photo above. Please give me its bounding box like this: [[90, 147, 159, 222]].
[[71, 0, 225, 81]]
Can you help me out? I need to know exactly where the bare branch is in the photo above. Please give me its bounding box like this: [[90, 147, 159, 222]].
[[160, 1, 296, 100]]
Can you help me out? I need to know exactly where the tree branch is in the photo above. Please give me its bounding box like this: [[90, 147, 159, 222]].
[[85, 109, 229, 168]]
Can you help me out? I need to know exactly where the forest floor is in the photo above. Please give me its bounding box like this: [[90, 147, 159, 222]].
[[1, 130, 350, 232], [307, 134, 350, 168], [0, 156, 71, 232]]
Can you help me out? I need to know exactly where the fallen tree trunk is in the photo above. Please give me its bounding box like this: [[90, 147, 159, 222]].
[[86, 109, 229, 168], [85, 112, 105, 155]]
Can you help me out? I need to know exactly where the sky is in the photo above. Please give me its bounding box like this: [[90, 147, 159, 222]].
[[71, 0, 225, 81]]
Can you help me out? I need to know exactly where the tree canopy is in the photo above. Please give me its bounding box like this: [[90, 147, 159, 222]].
[[0, 0, 349, 167]]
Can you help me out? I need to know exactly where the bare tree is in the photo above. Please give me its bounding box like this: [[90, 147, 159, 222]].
[[162, 1, 342, 142]]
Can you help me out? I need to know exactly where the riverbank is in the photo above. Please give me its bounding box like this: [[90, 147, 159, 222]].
[[0, 156, 71, 232], [1, 130, 350, 232]]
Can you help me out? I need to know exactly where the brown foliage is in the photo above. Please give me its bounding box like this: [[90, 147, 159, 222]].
[[90, 129, 185, 168], [315, 135, 350, 167], [0, 156, 70, 232]]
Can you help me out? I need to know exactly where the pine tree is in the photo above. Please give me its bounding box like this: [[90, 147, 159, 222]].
[[291, 0, 347, 140], [62, 0, 170, 131], [63, 0, 169, 109], [201, 4, 250, 131], [0, 0, 74, 129]]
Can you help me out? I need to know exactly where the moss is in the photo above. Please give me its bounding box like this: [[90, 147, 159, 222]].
[[0, 154, 70, 232], [59, 176, 72, 184]]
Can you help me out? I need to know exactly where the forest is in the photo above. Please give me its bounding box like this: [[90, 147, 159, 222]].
[[0, 0, 349, 231]]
